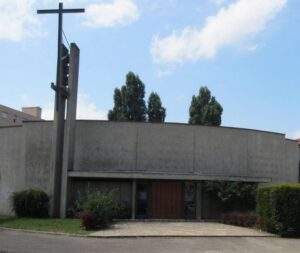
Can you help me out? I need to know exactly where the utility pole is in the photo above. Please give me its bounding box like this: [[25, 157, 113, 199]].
[[37, 3, 85, 217]]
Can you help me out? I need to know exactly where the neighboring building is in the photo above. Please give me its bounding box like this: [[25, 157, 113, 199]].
[[0, 104, 42, 126], [0, 120, 299, 219]]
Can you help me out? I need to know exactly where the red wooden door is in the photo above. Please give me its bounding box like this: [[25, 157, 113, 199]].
[[151, 182, 183, 219]]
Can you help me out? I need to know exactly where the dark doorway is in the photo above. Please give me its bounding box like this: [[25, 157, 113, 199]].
[[136, 183, 149, 219], [151, 181, 183, 219]]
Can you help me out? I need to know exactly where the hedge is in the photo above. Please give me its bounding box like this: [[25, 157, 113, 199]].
[[257, 184, 300, 237], [12, 189, 49, 218]]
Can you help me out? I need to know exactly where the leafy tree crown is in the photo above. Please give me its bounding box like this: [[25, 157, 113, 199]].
[[147, 92, 166, 123], [108, 72, 147, 122], [189, 86, 223, 126]]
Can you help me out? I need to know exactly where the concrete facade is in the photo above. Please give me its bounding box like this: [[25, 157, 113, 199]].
[[0, 123, 53, 215], [0, 126, 25, 214], [0, 104, 42, 126], [21, 107, 42, 119], [72, 121, 299, 183], [0, 120, 299, 216]]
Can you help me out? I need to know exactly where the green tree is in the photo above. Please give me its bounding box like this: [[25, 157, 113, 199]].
[[147, 92, 166, 123], [108, 88, 127, 121], [189, 86, 223, 126], [125, 72, 147, 121], [108, 72, 147, 122]]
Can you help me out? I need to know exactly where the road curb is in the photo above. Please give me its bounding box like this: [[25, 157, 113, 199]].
[[0, 226, 90, 238], [0, 226, 276, 239], [88, 235, 277, 239]]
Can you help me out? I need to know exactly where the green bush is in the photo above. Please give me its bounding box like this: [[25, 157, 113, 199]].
[[12, 189, 49, 218], [82, 192, 117, 230], [222, 212, 258, 228], [203, 181, 257, 212], [114, 202, 131, 219], [257, 184, 300, 237]]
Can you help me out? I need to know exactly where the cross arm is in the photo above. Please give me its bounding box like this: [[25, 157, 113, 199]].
[[37, 9, 85, 14], [62, 9, 85, 13]]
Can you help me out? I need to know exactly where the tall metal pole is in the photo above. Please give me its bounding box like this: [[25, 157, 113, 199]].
[[55, 2, 63, 111]]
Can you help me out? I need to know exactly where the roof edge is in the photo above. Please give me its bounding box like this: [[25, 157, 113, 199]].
[[23, 119, 287, 137]]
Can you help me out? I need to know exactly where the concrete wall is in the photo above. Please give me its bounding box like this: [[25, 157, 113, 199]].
[[73, 121, 299, 183], [0, 122, 53, 215], [0, 120, 299, 215], [22, 122, 53, 195], [0, 126, 25, 214], [0, 104, 41, 127], [283, 139, 299, 182], [75, 121, 137, 172]]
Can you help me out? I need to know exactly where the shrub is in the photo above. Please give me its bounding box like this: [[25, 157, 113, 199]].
[[81, 192, 117, 230], [66, 197, 85, 218], [257, 184, 300, 237], [222, 212, 258, 227], [114, 202, 131, 219], [203, 181, 257, 212], [12, 189, 49, 218], [256, 187, 273, 231], [80, 211, 98, 230]]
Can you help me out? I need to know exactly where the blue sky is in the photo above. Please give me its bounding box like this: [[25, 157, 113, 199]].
[[0, 0, 299, 138]]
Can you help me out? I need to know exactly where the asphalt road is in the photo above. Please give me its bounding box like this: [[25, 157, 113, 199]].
[[0, 229, 300, 253]]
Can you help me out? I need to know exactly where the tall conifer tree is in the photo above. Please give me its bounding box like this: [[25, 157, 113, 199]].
[[108, 72, 147, 122], [147, 92, 166, 123], [189, 86, 223, 126]]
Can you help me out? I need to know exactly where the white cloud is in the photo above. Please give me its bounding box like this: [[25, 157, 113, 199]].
[[287, 130, 300, 140], [83, 0, 139, 28], [151, 0, 287, 64], [0, 0, 41, 41], [42, 93, 107, 120], [0, 0, 139, 41]]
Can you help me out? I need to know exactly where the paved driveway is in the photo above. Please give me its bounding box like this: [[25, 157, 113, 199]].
[[90, 222, 272, 237], [0, 229, 300, 253]]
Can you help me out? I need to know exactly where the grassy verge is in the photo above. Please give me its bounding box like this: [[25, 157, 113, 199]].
[[0, 216, 89, 235]]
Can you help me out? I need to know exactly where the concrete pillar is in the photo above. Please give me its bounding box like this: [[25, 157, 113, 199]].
[[196, 182, 202, 220], [60, 43, 80, 218], [131, 180, 137, 220], [51, 44, 68, 217]]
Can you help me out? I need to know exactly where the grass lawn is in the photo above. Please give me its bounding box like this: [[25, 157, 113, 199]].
[[0, 216, 89, 235]]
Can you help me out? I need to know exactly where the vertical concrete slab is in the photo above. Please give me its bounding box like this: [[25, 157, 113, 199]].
[[60, 43, 80, 218], [137, 123, 194, 173], [23, 122, 53, 194], [131, 180, 136, 219], [246, 131, 285, 180], [196, 182, 202, 220], [281, 139, 299, 183], [194, 126, 248, 177], [51, 45, 69, 217], [74, 121, 137, 172], [0, 126, 25, 215]]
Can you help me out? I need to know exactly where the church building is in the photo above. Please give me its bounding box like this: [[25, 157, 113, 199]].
[[0, 118, 299, 219]]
